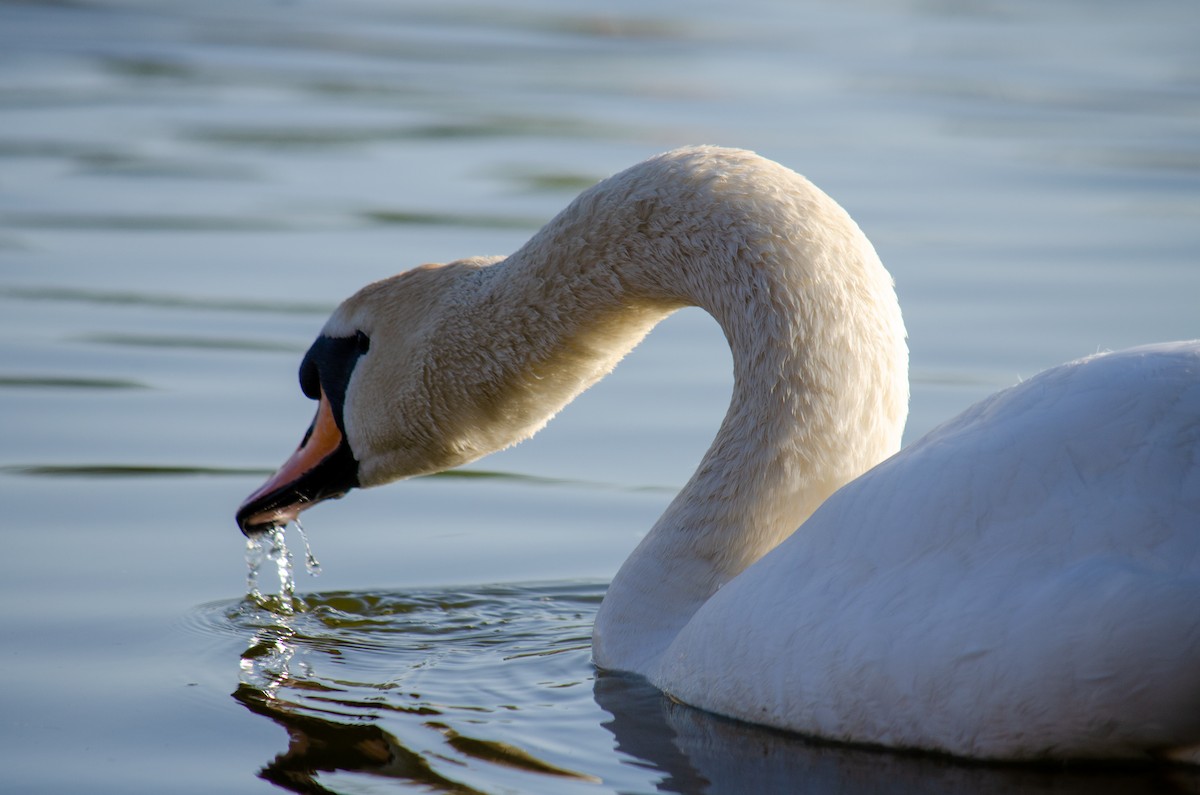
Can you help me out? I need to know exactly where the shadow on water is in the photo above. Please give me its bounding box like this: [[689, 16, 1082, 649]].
[[211, 586, 1200, 795]]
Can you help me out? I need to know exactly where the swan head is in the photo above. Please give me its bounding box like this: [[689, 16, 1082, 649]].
[[236, 258, 527, 535], [234, 146, 911, 538]]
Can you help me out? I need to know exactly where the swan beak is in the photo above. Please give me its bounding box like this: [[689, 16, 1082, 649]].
[[235, 389, 359, 536]]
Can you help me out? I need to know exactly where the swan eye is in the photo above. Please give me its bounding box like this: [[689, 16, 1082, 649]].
[[355, 330, 370, 354]]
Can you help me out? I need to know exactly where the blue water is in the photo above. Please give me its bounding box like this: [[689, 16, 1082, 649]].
[[1, 1, 1198, 792]]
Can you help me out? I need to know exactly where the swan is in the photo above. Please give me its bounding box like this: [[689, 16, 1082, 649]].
[[236, 146, 1200, 762]]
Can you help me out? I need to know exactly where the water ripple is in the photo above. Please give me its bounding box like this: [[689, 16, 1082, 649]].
[[0, 374, 149, 390], [185, 115, 617, 150], [1, 285, 334, 315], [360, 209, 542, 230], [189, 581, 1198, 795], [2, 463, 272, 478], [192, 583, 604, 792], [75, 332, 305, 353], [0, 211, 287, 232]]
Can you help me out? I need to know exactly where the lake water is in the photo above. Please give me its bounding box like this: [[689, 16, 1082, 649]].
[[1, 1, 1198, 792]]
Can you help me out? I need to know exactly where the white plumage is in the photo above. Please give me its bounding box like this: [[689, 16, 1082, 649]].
[[658, 341, 1200, 760]]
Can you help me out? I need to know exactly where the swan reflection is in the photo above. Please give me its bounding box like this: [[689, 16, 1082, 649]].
[[226, 586, 1198, 794], [594, 673, 1200, 795], [235, 683, 479, 795]]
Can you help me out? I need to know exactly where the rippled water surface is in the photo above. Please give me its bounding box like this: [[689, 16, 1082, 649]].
[[2, 0, 1198, 792]]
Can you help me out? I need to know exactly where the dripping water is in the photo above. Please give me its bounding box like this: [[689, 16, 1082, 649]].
[[269, 526, 295, 601], [244, 523, 321, 610], [295, 518, 322, 576], [245, 532, 266, 600]]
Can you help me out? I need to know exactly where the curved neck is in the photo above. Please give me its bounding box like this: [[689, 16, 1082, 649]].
[[422, 148, 907, 677], [529, 148, 909, 676]]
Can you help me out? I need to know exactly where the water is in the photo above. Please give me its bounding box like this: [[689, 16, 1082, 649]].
[[244, 523, 320, 606], [201, 583, 1193, 795], [217, 582, 607, 793], [1, 0, 1198, 792], [295, 520, 322, 577]]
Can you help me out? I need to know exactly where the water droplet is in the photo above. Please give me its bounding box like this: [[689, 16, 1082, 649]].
[[294, 518, 322, 576], [243, 523, 320, 612], [245, 533, 267, 599], [267, 527, 296, 606]]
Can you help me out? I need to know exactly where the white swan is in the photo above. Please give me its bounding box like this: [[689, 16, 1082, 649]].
[[237, 146, 1200, 762]]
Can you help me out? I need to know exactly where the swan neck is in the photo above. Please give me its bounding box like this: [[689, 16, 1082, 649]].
[[409, 148, 906, 678], [580, 147, 908, 676]]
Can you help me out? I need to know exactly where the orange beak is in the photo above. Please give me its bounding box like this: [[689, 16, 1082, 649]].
[[236, 389, 358, 535]]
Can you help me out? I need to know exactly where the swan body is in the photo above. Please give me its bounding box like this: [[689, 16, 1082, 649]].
[[661, 341, 1200, 760], [237, 146, 1200, 762]]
